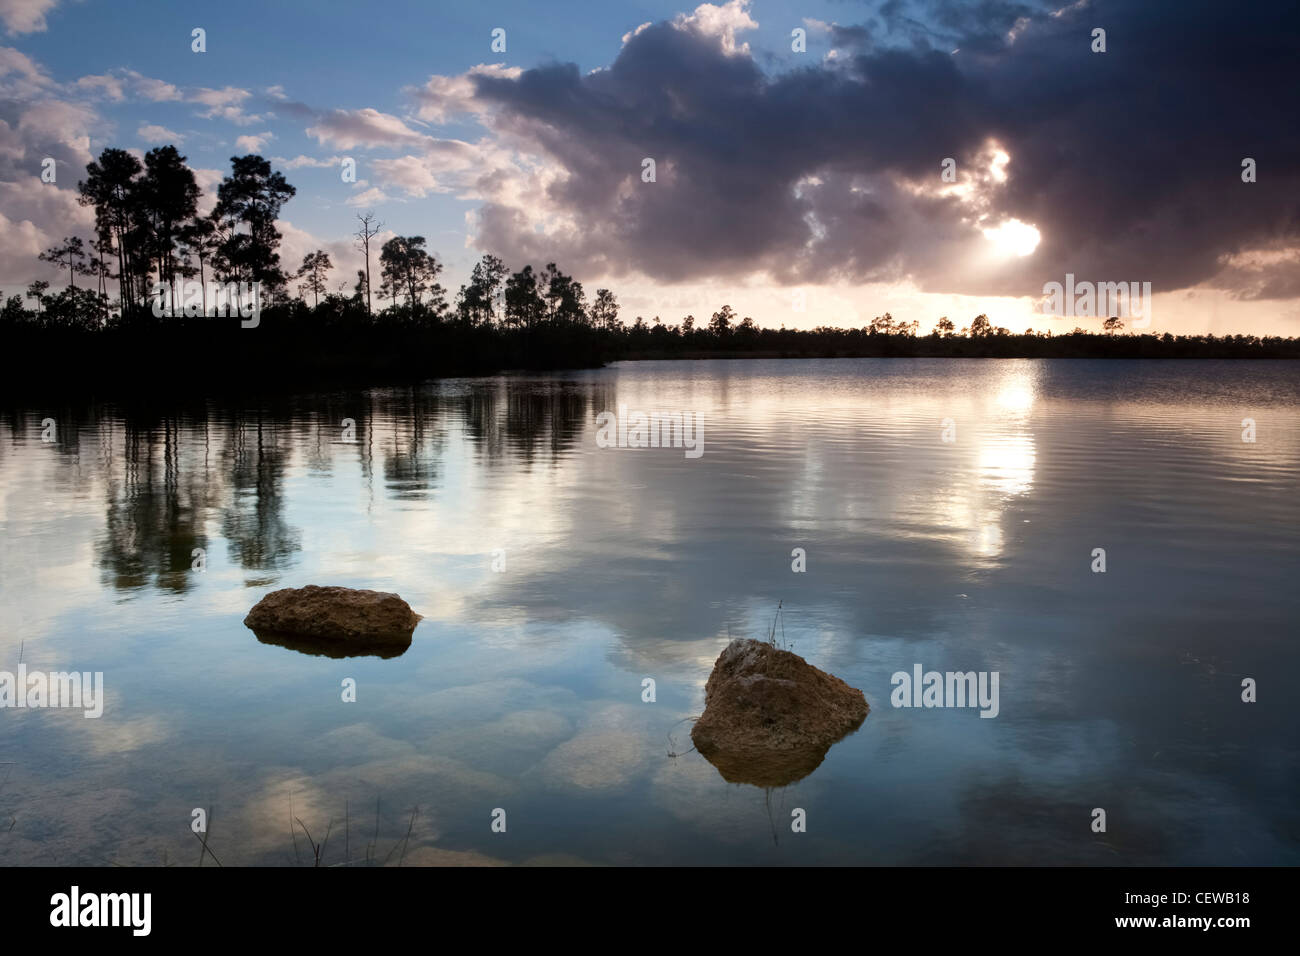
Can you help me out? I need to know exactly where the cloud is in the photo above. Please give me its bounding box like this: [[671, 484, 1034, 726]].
[[0, 48, 113, 286], [0, 0, 59, 35], [345, 184, 392, 207], [672, 0, 758, 56], [234, 131, 273, 152], [1213, 244, 1300, 301], [273, 153, 343, 170], [370, 140, 482, 197], [0, 175, 95, 286], [406, 63, 522, 125], [371, 154, 447, 196], [276, 219, 354, 292], [1, 0, 1295, 325], [434, 0, 1300, 301], [192, 166, 223, 216], [191, 85, 262, 125], [0, 44, 51, 96], [306, 107, 431, 150], [131, 71, 182, 102], [137, 124, 182, 143], [191, 86, 249, 108], [621, 22, 653, 46], [72, 73, 124, 101], [802, 17, 875, 54], [14, 97, 96, 166], [71, 69, 182, 103]]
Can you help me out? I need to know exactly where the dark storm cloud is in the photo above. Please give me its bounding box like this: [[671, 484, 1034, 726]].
[[876, 0, 1041, 53], [465, 0, 1299, 299], [827, 23, 875, 49]]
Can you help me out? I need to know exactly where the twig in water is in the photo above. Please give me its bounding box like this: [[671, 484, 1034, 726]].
[[319, 819, 333, 864], [289, 791, 300, 865], [383, 806, 418, 866], [398, 806, 418, 866], [192, 828, 223, 867], [195, 804, 221, 867], [368, 794, 380, 866], [666, 716, 700, 758], [0, 762, 15, 836], [294, 817, 325, 867]]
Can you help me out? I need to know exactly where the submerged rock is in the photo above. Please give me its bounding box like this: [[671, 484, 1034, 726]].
[[691, 638, 868, 787], [244, 585, 418, 656]]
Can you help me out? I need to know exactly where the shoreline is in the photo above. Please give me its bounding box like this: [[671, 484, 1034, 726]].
[[2, 324, 1297, 402]]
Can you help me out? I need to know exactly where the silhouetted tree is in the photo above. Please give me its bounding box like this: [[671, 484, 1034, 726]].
[[179, 217, 219, 315], [504, 264, 544, 329], [87, 235, 114, 301], [591, 288, 619, 331], [379, 236, 442, 309], [212, 154, 296, 293], [39, 237, 87, 290], [353, 212, 382, 315], [709, 305, 736, 336], [25, 280, 49, 315], [537, 262, 585, 324], [538, 262, 586, 325], [138, 146, 200, 304], [870, 312, 897, 333], [295, 250, 333, 308], [44, 286, 109, 330], [457, 253, 508, 326], [78, 148, 144, 312], [0, 294, 25, 326], [378, 273, 399, 311]]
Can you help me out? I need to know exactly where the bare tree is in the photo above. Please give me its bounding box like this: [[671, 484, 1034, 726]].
[[353, 212, 382, 316]]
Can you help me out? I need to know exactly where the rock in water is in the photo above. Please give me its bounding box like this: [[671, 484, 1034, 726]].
[[691, 638, 868, 786], [244, 586, 419, 655]]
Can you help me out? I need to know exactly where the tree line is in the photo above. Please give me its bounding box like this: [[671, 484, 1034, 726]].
[[3, 143, 626, 333], [3, 143, 1298, 382], [610, 314, 1300, 360], [15, 147, 295, 326]]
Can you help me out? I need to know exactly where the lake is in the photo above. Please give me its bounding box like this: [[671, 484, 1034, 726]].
[[1, 358, 1296, 865]]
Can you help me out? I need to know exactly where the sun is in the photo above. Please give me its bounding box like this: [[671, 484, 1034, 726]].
[[982, 218, 1042, 258]]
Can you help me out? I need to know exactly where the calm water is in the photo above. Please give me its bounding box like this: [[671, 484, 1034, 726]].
[[1, 359, 1296, 866]]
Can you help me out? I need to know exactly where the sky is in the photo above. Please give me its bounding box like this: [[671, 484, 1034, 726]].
[[1, 0, 1297, 334]]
